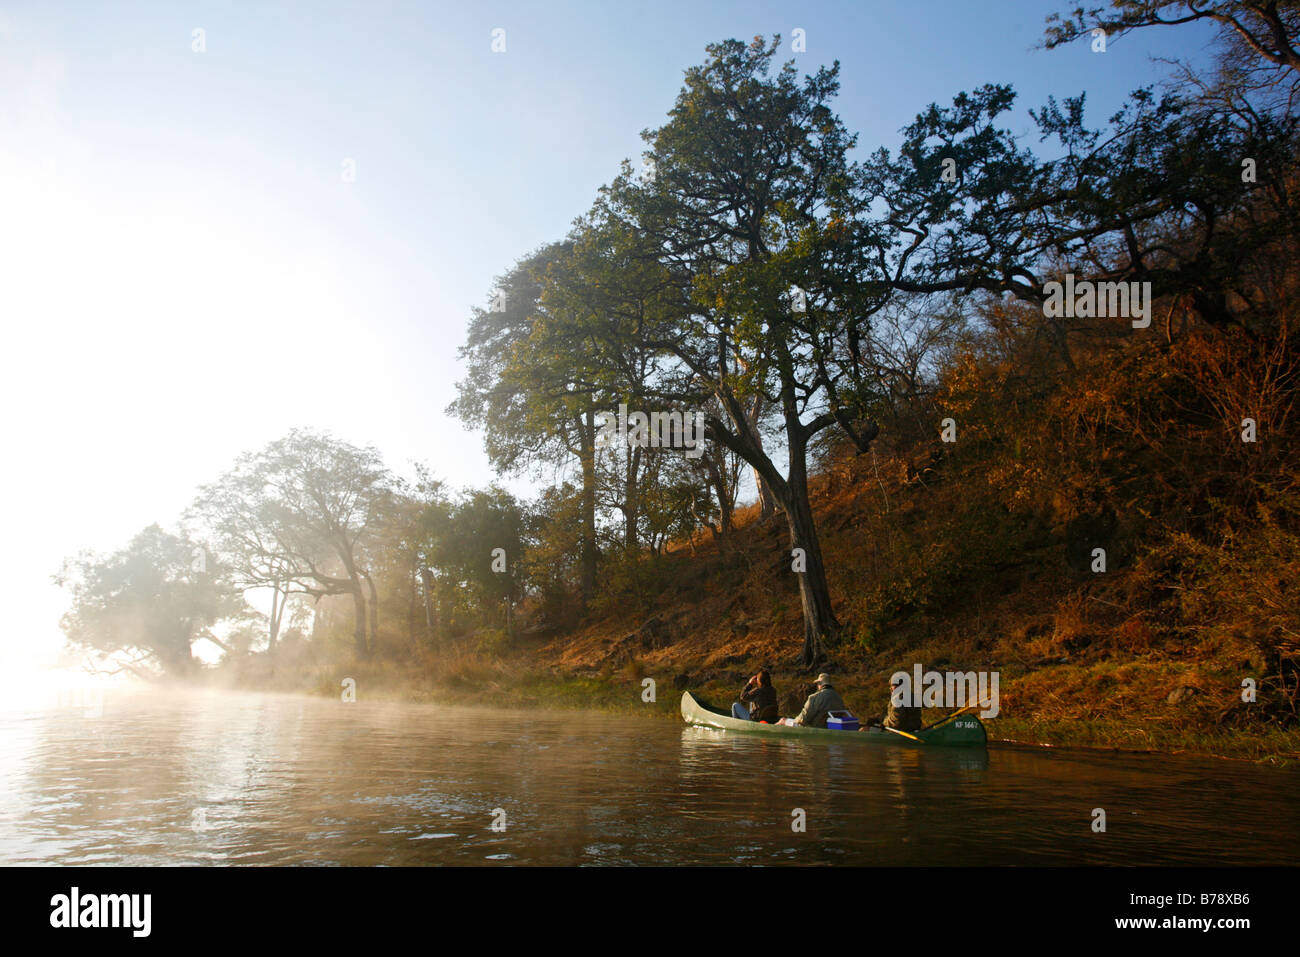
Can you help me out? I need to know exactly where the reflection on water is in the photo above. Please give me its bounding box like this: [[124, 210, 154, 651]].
[[0, 687, 1295, 865]]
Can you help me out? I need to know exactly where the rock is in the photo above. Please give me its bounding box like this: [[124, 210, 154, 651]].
[[1167, 685, 1202, 705]]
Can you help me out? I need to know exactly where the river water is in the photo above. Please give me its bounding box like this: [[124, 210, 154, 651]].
[[1, 687, 1295, 866]]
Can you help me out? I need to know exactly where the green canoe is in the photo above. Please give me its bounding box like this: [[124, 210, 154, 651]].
[[680, 691, 987, 748]]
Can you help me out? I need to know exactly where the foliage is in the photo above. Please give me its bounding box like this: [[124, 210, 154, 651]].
[[55, 524, 246, 675], [53, 16, 1300, 715]]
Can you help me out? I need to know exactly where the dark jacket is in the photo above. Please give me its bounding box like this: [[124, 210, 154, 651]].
[[884, 701, 923, 732], [741, 682, 779, 722], [795, 685, 847, 728]]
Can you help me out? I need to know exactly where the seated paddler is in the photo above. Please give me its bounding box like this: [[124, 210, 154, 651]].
[[793, 673, 848, 728], [731, 668, 779, 723], [864, 673, 923, 732]]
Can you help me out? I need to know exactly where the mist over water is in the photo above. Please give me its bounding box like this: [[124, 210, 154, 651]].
[[1, 687, 1295, 866]]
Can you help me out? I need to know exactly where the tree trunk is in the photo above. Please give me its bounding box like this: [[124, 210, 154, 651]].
[[420, 567, 437, 641], [755, 471, 779, 519], [579, 409, 598, 610], [350, 579, 368, 659], [783, 460, 839, 669], [624, 442, 641, 550], [363, 571, 379, 654], [698, 446, 733, 535], [406, 568, 418, 648], [197, 630, 237, 657], [741, 395, 778, 519], [690, 485, 719, 541], [267, 581, 285, 657], [703, 375, 842, 670], [775, 379, 839, 667]]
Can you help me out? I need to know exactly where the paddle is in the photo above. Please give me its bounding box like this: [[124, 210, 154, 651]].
[[922, 698, 993, 732], [878, 724, 924, 743]]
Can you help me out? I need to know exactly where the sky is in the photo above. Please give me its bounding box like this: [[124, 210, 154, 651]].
[[0, 1, 1218, 671]]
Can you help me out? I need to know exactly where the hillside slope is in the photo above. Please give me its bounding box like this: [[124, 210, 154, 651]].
[[511, 328, 1300, 761]]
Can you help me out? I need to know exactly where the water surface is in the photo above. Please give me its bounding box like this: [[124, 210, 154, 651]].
[[1, 688, 1295, 865]]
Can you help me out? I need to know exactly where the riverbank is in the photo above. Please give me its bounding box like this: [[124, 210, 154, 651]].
[[212, 641, 1300, 767], [218, 418, 1299, 767], [16, 680, 1300, 868]]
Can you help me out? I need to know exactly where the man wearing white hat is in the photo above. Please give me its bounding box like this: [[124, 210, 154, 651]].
[[794, 673, 848, 728]]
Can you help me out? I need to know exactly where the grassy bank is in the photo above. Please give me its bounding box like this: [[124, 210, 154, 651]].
[[213, 639, 1300, 767]]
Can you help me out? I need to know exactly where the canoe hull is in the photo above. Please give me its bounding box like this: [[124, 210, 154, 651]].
[[680, 691, 987, 748]]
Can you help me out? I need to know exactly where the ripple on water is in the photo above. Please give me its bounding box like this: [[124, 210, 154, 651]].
[[5, 689, 1299, 866]]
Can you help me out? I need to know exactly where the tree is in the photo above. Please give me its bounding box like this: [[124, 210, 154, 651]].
[[858, 4, 1300, 345], [523, 482, 587, 629], [55, 524, 245, 676], [426, 487, 526, 634], [600, 37, 891, 666], [187, 466, 298, 658], [866, 72, 1297, 338], [1045, 2, 1300, 76], [394, 465, 452, 646], [544, 211, 701, 553], [451, 244, 606, 609], [189, 430, 393, 660]]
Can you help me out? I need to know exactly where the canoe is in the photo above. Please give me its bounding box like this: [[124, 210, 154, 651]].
[[680, 691, 987, 748]]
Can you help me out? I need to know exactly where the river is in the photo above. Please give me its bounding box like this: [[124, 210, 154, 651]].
[[1, 687, 1295, 865]]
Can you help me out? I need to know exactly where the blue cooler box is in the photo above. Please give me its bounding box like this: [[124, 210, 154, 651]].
[[826, 711, 859, 731]]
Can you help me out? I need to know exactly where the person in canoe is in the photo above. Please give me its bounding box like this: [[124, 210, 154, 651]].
[[792, 673, 848, 728], [731, 668, 779, 723], [864, 673, 923, 732]]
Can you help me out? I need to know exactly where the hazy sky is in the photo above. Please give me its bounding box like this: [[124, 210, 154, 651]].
[[0, 1, 1216, 669]]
